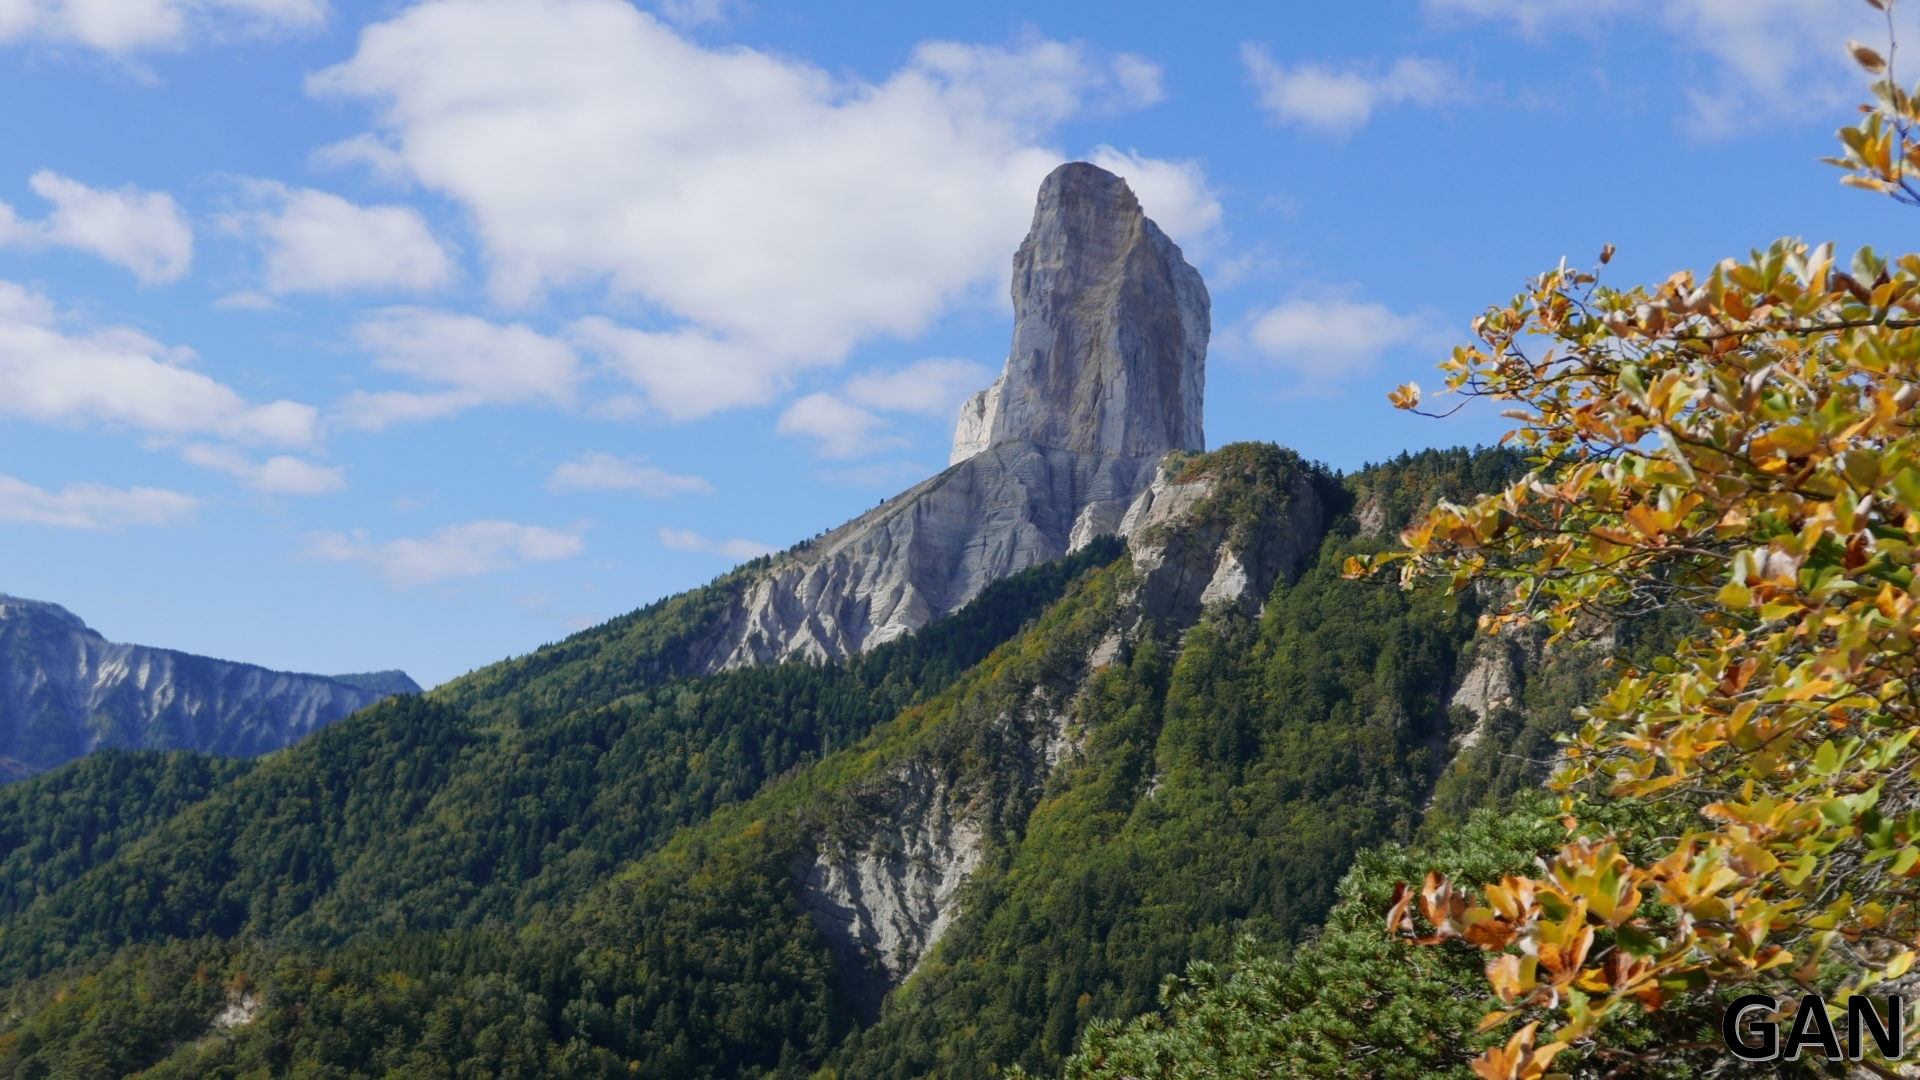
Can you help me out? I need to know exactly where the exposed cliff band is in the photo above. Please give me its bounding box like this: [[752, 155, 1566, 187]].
[[689, 161, 1211, 672]]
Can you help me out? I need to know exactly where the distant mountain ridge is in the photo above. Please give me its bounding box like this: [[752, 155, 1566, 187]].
[[0, 594, 418, 780]]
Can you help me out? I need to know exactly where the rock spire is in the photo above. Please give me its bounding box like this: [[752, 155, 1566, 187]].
[[679, 162, 1213, 673], [952, 162, 1208, 464]]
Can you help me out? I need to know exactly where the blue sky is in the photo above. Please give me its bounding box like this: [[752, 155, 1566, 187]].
[[1, 0, 1911, 687]]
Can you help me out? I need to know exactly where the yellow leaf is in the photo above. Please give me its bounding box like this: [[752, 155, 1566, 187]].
[[1783, 678, 1837, 702], [1477, 1008, 1522, 1034], [1886, 950, 1915, 979], [1760, 600, 1805, 622]]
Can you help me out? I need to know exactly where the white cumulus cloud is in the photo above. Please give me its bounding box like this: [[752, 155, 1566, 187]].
[[0, 279, 316, 444], [226, 182, 454, 294], [568, 318, 788, 419], [1423, 0, 1917, 133], [336, 308, 581, 429], [304, 519, 585, 588], [309, 0, 1211, 417], [0, 471, 198, 529], [1241, 297, 1438, 386], [658, 526, 775, 561], [181, 443, 345, 495], [547, 451, 712, 497], [0, 172, 193, 283], [841, 358, 996, 417], [309, 133, 413, 186], [0, 0, 326, 53], [776, 391, 904, 459], [1242, 46, 1457, 136]]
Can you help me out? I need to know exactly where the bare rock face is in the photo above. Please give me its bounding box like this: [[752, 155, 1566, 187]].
[[688, 445, 1162, 669], [793, 763, 985, 1014], [948, 376, 1003, 466], [690, 163, 1209, 672], [1120, 462, 1325, 628], [0, 594, 419, 778], [728, 170, 1231, 994], [956, 161, 1208, 463], [1448, 628, 1547, 752]]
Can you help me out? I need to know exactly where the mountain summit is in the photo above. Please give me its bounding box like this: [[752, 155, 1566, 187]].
[[673, 162, 1211, 672], [952, 161, 1208, 464]]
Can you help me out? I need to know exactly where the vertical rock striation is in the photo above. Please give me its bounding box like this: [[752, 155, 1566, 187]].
[[689, 162, 1211, 672], [792, 763, 986, 1015], [0, 594, 419, 779], [959, 161, 1208, 463]]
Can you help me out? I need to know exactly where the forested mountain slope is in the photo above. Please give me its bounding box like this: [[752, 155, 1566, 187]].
[[0, 537, 1125, 987], [0, 444, 1556, 1080]]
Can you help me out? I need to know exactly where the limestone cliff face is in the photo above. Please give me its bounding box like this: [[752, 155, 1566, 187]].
[[693, 162, 1209, 673], [959, 162, 1208, 463], [1448, 638, 1527, 753], [1120, 464, 1324, 628], [0, 595, 419, 778], [948, 375, 1004, 467], [793, 763, 986, 1014]]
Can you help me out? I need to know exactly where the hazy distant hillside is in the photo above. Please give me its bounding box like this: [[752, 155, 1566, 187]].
[[0, 594, 419, 780]]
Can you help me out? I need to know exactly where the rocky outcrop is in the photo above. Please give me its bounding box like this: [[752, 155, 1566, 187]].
[[213, 992, 259, 1030], [690, 163, 1209, 672], [1122, 463, 1326, 627], [949, 376, 1004, 466], [327, 670, 423, 696], [0, 594, 419, 777], [794, 763, 986, 1013], [1447, 630, 1544, 752], [1354, 491, 1390, 539], [688, 445, 1163, 669], [958, 162, 1208, 462]]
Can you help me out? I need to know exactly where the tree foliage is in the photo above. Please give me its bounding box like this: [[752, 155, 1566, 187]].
[[1360, 15, 1920, 1075], [0, 750, 250, 921], [1049, 797, 1803, 1080]]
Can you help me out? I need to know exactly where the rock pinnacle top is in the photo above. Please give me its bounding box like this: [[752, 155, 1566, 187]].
[[952, 162, 1209, 464]]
